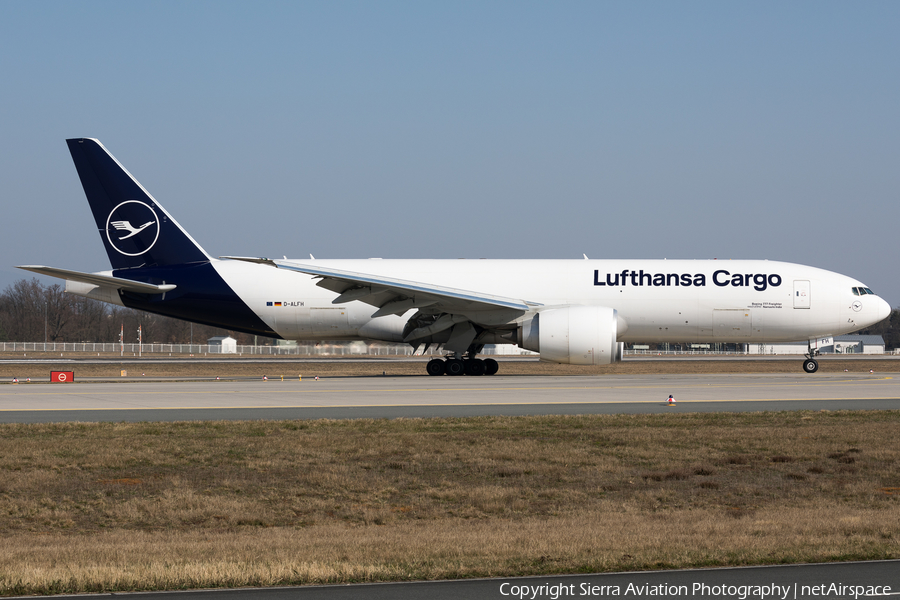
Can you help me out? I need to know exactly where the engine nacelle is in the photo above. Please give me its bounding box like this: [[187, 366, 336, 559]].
[[518, 305, 625, 365]]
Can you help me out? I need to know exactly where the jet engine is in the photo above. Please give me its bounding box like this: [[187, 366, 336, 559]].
[[518, 306, 626, 365]]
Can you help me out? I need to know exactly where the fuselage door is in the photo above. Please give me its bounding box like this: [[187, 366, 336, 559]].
[[793, 280, 810, 309]]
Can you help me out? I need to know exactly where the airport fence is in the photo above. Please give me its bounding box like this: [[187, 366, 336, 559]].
[[628, 349, 750, 356], [0, 342, 424, 355], [4, 343, 889, 356], [20, 343, 882, 357], [0, 342, 538, 356]]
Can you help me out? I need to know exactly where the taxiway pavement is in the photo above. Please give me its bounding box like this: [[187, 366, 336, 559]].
[[1, 372, 898, 423]]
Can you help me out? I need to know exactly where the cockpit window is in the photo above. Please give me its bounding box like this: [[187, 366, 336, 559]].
[[852, 287, 876, 296], [852, 287, 860, 296], [864, 287, 875, 295]]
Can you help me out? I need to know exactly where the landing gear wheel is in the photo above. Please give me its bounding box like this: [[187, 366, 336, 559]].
[[445, 359, 465, 376], [803, 358, 819, 373], [464, 359, 485, 376], [483, 358, 499, 376], [426, 359, 446, 376]]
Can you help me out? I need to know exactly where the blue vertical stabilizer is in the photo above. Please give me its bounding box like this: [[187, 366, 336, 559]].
[[66, 138, 211, 270]]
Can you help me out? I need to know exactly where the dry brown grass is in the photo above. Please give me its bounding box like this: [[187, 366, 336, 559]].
[[0, 411, 898, 595]]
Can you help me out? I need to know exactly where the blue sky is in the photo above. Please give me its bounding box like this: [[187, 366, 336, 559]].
[[2, 1, 899, 305]]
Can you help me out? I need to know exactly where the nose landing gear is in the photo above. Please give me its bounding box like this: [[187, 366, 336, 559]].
[[802, 341, 820, 373]]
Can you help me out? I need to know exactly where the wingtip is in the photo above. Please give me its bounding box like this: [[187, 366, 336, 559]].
[[16, 265, 50, 273]]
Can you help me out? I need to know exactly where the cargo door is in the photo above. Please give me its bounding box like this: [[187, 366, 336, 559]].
[[793, 280, 810, 309]]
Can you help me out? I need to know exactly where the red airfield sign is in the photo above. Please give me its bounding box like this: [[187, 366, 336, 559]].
[[51, 371, 74, 383]]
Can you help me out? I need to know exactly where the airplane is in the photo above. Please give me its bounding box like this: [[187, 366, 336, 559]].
[[18, 138, 892, 376]]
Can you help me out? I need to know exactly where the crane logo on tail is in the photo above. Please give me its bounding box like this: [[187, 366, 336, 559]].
[[111, 220, 154, 240], [106, 201, 160, 256]]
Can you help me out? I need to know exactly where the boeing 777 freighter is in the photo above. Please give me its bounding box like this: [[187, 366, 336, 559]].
[[18, 139, 891, 375]]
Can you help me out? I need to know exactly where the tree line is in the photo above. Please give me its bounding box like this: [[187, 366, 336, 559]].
[[1, 277, 897, 349], [0, 278, 263, 345]]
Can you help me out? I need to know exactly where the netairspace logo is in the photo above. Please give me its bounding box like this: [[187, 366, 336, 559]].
[[498, 581, 892, 599]]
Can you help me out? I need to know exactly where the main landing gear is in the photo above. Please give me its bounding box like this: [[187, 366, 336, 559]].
[[426, 357, 500, 376]]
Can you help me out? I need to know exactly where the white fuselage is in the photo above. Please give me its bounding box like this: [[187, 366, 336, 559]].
[[212, 258, 890, 344]]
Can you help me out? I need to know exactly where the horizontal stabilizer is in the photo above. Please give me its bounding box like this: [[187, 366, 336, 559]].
[[16, 265, 177, 294]]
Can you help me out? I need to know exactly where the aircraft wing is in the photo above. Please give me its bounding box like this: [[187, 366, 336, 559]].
[[221, 256, 541, 317], [16, 266, 177, 294]]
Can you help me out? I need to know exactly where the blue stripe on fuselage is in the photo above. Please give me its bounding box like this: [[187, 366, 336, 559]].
[[114, 262, 279, 338]]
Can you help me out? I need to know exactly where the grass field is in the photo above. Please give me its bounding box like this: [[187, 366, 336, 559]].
[[1, 409, 898, 595]]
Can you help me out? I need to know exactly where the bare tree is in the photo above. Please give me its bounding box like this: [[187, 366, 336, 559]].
[[0, 279, 47, 341], [0, 278, 274, 345]]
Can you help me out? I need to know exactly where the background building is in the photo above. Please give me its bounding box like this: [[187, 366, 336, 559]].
[[207, 336, 237, 354], [747, 335, 885, 355]]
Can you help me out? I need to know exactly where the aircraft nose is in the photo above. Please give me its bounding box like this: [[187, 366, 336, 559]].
[[876, 296, 892, 322]]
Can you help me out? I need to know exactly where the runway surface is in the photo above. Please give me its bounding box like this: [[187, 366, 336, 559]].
[[1, 372, 898, 423]]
